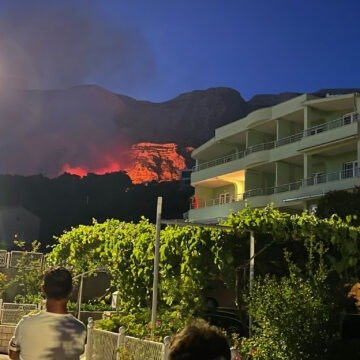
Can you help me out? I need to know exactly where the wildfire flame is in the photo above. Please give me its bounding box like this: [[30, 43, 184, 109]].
[[61, 142, 188, 184], [62, 161, 122, 177]]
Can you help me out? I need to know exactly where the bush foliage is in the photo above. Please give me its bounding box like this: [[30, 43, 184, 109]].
[[240, 250, 337, 360], [47, 205, 360, 346]]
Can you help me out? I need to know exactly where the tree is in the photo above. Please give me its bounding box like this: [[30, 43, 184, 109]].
[[48, 205, 360, 327], [48, 218, 222, 313], [317, 187, 360, 225], [240, 249, 337, 360]]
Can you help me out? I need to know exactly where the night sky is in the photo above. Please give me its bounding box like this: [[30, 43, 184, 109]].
[[0, 0, 359, 102]]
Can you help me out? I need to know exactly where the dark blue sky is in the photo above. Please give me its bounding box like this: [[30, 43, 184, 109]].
[[1, 0, 360, 101]]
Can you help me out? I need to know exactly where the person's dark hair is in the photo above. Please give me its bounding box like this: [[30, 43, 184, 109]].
[[43, 268, 73, 300], [169, 319, 231, 360]]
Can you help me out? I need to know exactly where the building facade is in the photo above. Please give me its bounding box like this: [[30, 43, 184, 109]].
[[188, 93, 360, 223]]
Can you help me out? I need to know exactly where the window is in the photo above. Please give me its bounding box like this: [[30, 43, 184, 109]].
[[343, 114, 352, 125], [310, 126, 325, 136], [219, 193, 231, 204], [311, 172, 325, 185], [342, 161, 358, 179]]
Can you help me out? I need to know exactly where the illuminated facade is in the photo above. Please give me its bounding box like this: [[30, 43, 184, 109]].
[[189, 93, 360, 222]]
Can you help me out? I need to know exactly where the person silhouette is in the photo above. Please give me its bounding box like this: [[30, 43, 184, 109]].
[[9, 268, 86, 360]]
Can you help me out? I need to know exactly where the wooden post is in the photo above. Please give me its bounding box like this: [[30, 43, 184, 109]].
[[151, 197, 162, 332], [116, 326, 126, 360], [162, 336, 171, 360], [249, 230, 255, 337], [77, 274, 84, 320], [85, 317, 94, 360]]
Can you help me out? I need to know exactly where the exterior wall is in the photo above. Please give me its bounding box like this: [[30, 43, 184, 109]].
[[247, 129, 274, 147], [190, 93, 360, 222], [277, 119, 302, 139], [195, 187, 213, 201], [245, 171, 263, 190], [0, 325, 15, 353], [213, 185, 235, 199], [325, 151, 357, 173], [276, 162, 302, 185]]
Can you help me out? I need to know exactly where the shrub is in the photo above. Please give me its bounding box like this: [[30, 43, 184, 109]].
[[95, 308, 191, 341], [240, 252, 338, 360]]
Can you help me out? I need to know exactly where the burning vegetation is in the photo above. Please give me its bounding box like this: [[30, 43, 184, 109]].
[[61, 142, 188, 184]]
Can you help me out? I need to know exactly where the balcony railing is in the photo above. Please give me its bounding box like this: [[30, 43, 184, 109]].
[[303, 167, 360, 186], [243, 167, 360, 199], [193, 151, 245, 172], [191, 193, 243, 209], [304, 112, 359, 137], [193, 112, 358, 172], [191, 167, 360, 209], [243, 181, 302, 199]]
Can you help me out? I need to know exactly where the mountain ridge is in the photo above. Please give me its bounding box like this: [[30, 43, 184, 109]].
[[1, 85, 359, 178]]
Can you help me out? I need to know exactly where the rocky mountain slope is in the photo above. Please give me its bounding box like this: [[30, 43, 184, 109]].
[[0, 85, 359, 181]]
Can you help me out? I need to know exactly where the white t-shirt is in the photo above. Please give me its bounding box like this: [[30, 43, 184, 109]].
[[9, 311, 87, 360]]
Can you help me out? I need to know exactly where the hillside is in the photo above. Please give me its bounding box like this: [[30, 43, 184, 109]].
[[0, 85, 359, 181]]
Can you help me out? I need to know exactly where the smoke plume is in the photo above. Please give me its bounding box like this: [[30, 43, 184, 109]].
[[0, 1, 156, 177], [0, 0, 155, 90]]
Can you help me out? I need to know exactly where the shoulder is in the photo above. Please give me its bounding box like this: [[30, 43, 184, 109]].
[[67, 315, 87, 331], [18, 311, 42, 324], [15, 311, 42, 331]]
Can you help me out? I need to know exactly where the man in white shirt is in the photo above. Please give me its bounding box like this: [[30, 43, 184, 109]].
[[8, 268, 86, 360]]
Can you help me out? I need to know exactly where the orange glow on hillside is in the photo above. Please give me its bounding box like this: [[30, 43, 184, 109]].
[[62, 159, 122, 178], [62, 164, 88, 177], [125, 142, 186, 184], [61, 142, 187, 183]]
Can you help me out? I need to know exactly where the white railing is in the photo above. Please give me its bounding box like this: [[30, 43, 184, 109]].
[[9, 251, 44, 269], [86, 319, 241, 360], [191, 194, 244, 209], [192, 167, 360, 207], [243, 167, 360, 199], [86, 319, 170, 360], [0, 300, 39, 325], [304, 112, 358, 137], [0, 251, 45, 269], [193, 112, 358, 172], [194, 151, 245, 172], [243, 181, 302, 199], [303, 167, 360, 186]]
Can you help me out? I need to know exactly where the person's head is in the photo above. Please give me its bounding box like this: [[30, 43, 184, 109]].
[[169, 319, 231, 360], [42, 268, 73, 300]]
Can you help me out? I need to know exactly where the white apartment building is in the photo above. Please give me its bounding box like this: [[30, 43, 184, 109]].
[[189, 93, 360, 223]]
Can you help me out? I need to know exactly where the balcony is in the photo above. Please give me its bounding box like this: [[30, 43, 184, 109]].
[[192, 167, 360, 212], [243, 181, 302, 198], [304, 112, 359, 137], [244, 167, 360, 199], [193, 112, 358, 172], [303, 167, 360, 186], [191, 193, 243, 209]]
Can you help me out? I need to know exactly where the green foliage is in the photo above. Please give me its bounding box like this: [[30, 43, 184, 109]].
[[49, 218, 156, 309], [0, 173, 193, 250], [67, 300, 112, 312], [96, 308, 190, 341], [225, 205, 360, 283], [317, 187, 360, 225], [160, 225, 222, 312], [0, 272, 9, 297], [49, 218, 222, 313], [48, 205, 360, 340], [11, 240, 44, 304], [240, 251, 337, 360]]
